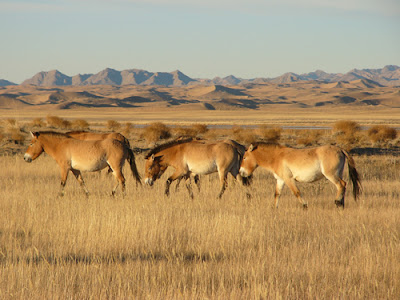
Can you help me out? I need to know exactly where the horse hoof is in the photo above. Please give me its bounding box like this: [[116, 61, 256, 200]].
[[302, 203, 308, 209], [335, 200, 344, 208]]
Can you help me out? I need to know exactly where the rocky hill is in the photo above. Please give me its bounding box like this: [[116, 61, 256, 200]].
[[1, 65, 399, 87]]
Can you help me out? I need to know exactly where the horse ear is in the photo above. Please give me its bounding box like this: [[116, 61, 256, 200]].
[[151, 154, 155, 160], [30, 131, 39, 138], [248, 144, 254, 152]]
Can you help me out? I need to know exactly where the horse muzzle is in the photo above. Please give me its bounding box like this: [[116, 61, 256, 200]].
[[239, 167, 249, 177], [24, 154, 32, 163], [144, 178, 154, 186]]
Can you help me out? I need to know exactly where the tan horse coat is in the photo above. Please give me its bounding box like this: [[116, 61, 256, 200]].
[[239, 143, 361, 208], [24, 131, 140, 196], [144, 139, 248, 199], [66, 130, 140, 184]]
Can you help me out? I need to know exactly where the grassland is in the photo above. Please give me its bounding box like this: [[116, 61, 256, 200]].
[[1, 136, 399, 298], [0, 107, 399, 298]]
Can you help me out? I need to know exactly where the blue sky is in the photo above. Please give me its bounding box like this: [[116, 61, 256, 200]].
[[1, 0, 399, 83]]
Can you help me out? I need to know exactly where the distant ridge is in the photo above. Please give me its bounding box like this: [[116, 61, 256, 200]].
[[0, 79, 17, 87], [15, 65, 400, 87]]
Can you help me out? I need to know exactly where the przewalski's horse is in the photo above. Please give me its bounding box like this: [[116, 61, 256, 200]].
[[66, 130, 140, 183], [239, 143, 361, 208], [146, 138, 250, 194], [24, 131, 141, 196], [144, 138, 250, 199]]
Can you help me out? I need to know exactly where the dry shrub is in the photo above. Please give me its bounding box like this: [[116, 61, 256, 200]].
[[332, 120, 361, 149], [30, 118, 45, 128], [173, 126, 196, 138], [9, 128, 25, 144], [332, 120, 360, 135], [230, 125, 256, 144], [143, 122, 171, 144], [122, 122, 134, 137], [367, 125, 397, 144], [107, 120, 121, 131], [192, 124, 208, 135], [203, 129, 219, 140], [5, 118, 17, 127], [71, 119, 90, 130], [296, 130, 324, 147], [46, 115, 71, 129], [258, 125, 281, 143]]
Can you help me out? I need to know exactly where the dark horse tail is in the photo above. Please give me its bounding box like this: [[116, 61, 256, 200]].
[[342, 150, 362, 201], [226, 139, 253, 186], [127, 147, 142, 186]]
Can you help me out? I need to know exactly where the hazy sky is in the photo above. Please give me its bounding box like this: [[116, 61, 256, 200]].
[[1, 0, 399, 83]]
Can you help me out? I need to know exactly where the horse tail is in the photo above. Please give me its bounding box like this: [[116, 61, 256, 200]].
[[342, 150, 362, 201], [127, 147, 142, 186], [231, 141, 252, 186], [120, 134, 131, 149]]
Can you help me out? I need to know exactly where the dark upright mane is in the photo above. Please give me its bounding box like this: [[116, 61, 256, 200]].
[[248, 141, 282, 150], [35, 131, 71, 138], [145, 138, 193, 159], [66, 130, 89, 134]]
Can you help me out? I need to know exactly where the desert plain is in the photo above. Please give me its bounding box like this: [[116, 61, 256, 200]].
[[0, 81, 399, 298]]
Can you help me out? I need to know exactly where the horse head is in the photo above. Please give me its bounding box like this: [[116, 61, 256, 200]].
[[239, 144, 258, 177], [24, 131, 44, 163], [144, 154, 166, 186]]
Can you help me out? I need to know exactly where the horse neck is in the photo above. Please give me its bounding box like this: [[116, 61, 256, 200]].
[[39, 135, 63, 157], [157, 146, 179, 167], [255, 146, 278, 168]]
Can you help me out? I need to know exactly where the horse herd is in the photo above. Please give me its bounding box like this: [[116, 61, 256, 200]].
[[24, 130, 362, 209]]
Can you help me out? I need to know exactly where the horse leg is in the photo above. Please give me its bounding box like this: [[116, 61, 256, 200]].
[[59, 167, 69, 197], [165, 170, 183, 197], [185, 176, 194, 199], [236, 174, 251, 199], [71, 169, 90, 197], [325, 175, 347, 208], [194, 174, 201, 191], [274, 178, 285, 208], [285, 178, 308, 209], [174, 178, 182, 192], [111, 168, 126, 197], [217, 171, 228, 199]]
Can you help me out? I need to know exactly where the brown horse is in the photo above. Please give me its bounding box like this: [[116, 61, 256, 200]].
[[24, 131, 141, 196], [66, 130, 140, 182], [144, 138, 249, 199], [146, 138, 248, 194], [239, 143, 361, 208]]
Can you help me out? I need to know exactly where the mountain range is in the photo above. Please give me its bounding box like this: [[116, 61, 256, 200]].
[[1, 65, 399, 87]]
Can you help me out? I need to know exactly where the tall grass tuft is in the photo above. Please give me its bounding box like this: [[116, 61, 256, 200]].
[[46, 115, 72, 129], [367, 125, 397, 144], [332, 120, 361, 149], [230, 125, 257, 144], [71, 119, 90, 130], [142, 122, 171, 144], [257, 125, 281, 143], [106, 120, 121, 131], [30, 117, 46, 128]]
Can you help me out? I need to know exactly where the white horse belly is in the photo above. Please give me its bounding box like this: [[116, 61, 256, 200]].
[[291, 164, 323, 182], [71, 158, 108, 172], [187, 160, 217, 175]]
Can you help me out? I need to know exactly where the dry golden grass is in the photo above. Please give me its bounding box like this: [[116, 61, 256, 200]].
[[1, 152, 399, 299]]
